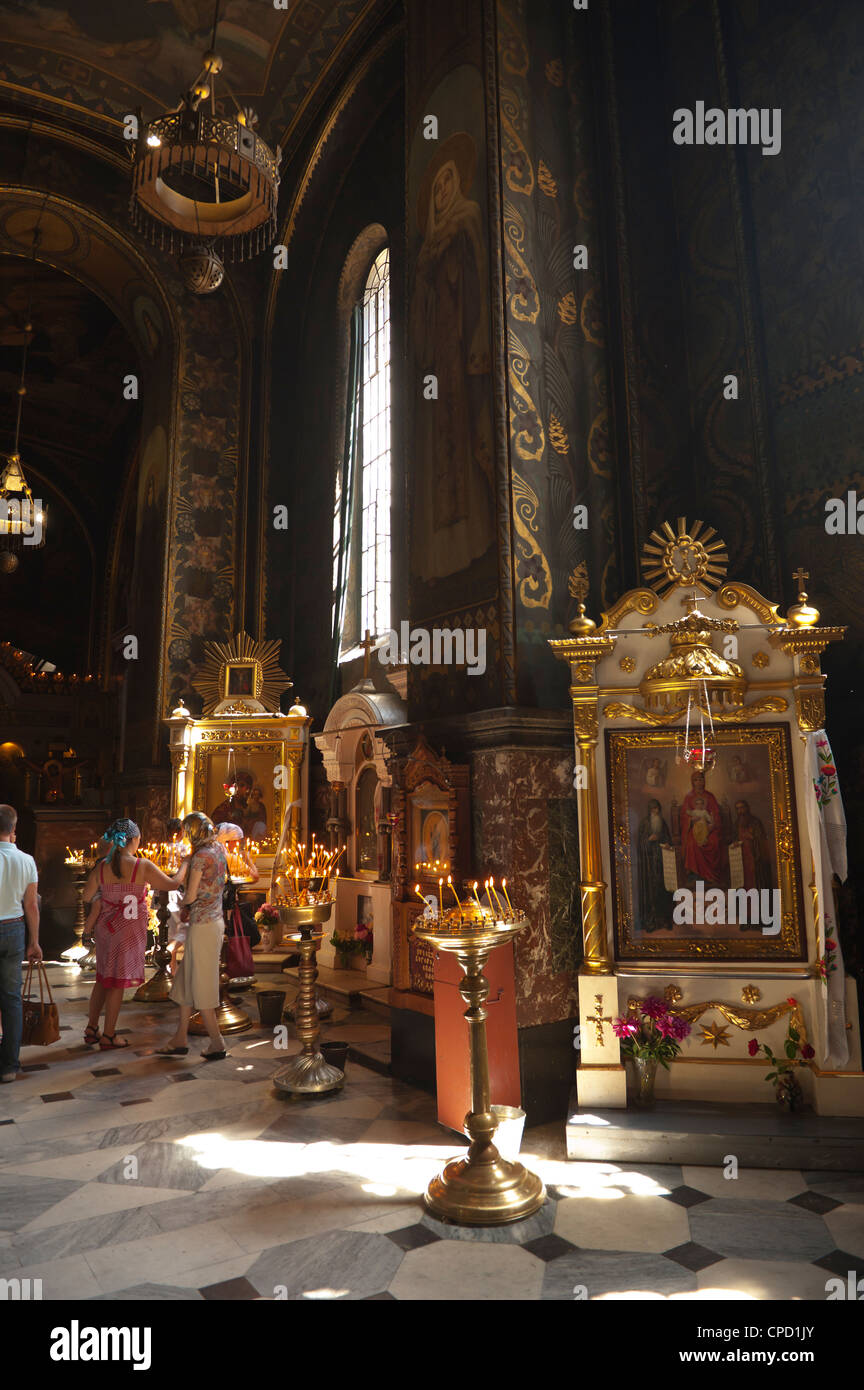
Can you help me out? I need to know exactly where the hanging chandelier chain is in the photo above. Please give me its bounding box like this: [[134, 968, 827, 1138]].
[[9, 203, 46, 460], [210, 0, 222, 55]]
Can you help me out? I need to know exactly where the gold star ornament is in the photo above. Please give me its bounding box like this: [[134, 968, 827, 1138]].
[[699, 1022, 732, 1049]]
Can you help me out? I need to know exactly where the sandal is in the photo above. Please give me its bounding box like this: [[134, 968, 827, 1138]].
[[202, 1050, 228, 1062], [155, 1046, 189, 1057], [84, 1025, 101, 1046], [99, 1033, 130, 1050]]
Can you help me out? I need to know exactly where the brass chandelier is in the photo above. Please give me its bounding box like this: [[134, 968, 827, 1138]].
[[129, 3, 280, 293]]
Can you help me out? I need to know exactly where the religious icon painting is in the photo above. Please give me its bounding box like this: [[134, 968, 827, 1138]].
[[225, 661, 258, 698], [605, 725, 806, 961], [409, 790, 450, 875], [196, 743, 282, 845], [419, 809, 449, 868]]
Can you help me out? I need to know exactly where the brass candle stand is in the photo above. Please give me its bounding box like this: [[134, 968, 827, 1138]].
[[135, 892, 174, 1003], [61, 855, 95, 965], [273, 900, 343, 1094], [413, 911, 545, 1226]]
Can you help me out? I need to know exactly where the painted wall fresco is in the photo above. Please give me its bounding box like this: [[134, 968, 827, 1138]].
[[607, 1, 779, 592], [727, 0, 864, 969], [0, 0, 368, 143], [602, 0, 863, 970], [165, 294, 242, 720], [403, 0, 507, 717], [406, 64, 499, 620], [496, 0, 620, 708], [471, 747, 578, 1027]]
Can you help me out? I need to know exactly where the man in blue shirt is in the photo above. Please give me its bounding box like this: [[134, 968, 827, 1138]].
[[0, 804, 42, 1083]]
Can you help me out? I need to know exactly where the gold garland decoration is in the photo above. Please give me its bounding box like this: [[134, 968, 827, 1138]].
[[628, 995, 808, 1050]]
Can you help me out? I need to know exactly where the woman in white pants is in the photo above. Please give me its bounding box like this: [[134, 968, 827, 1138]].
[[157, 813, 229, 1061]]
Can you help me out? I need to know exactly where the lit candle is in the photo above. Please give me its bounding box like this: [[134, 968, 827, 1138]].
[[438, 877, 444, 921], [447, 874, 463, 913], [488, 877, 505, 917], [472, 880, 483, 913], [501, 877, 514, 916], [414, 882, 428, 907]]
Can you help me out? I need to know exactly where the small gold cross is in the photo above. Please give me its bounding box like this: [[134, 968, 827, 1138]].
[[792, 568, 809, 594], [589, 993, 615, 1047], [361, 628, 374, 679]]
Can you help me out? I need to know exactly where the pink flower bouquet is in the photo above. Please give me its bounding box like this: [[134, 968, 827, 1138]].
[[612, 996, 691, 1068]]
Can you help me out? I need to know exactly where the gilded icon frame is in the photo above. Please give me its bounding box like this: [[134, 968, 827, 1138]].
[[223, 660, 262, 701], [193, 737, 286, 844], [605, 724, 805, 961]]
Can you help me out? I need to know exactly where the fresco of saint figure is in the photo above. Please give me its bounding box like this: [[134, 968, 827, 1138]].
[[411, 132, 495, 582]]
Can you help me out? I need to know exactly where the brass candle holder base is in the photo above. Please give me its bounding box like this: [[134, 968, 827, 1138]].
[[425, 1142, 545, 1226], [134, 968, 173, 1003], [413, 917, 545, 1227], [135, 893, 173, 1002], [78, 938, 98, 974], [189, 948, 253, 1034], [62, 861, 94, 964], [189, 995, 254, 1035], [274, 1048, 344, 1094], [272, 901, 342, 1095]]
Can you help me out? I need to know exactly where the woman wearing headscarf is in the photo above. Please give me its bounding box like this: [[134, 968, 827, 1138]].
[[216, 821, 261, 953], [82, 818, 189, 1051], [157, 812, 230, 1061]]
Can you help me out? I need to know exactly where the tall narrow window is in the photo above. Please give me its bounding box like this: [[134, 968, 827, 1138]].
[[332, 244, 391, 674], [359, 248, 391, 640]]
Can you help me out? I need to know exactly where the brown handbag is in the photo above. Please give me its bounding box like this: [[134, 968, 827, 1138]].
[[22, 961, 61, 1046]]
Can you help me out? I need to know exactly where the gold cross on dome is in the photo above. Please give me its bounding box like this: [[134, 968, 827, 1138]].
[[361, 629, 374, 679], [589, 994, 615, 1047], [792, 568, 809, 595]]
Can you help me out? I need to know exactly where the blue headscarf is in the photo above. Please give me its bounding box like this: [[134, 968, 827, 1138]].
[[101, 818, 141, 863]]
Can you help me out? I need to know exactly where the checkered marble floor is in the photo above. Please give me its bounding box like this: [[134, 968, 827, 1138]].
[[1, 964, 862, 1301]]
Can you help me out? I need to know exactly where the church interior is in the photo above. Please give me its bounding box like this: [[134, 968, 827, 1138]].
[[1, 0, 864, 1325]]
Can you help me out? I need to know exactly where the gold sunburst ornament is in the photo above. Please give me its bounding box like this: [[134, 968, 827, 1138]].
[[191, 631, 292, 716], [641, 518, 728, 597]]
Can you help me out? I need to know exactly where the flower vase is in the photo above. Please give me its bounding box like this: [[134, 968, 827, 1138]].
[[775, 1072, 804, 1113], [630, 1056, 658, 1109]]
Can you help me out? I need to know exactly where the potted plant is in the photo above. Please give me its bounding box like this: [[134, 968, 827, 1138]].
[[748, 1003, 814, 1111], [612, 996, 692, 1108], [254, 902, 281, 952]]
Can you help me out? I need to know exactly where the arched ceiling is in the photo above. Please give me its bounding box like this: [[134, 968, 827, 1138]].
[[0, 257, 137, 498], [0, 0, 392, 153], [0, 255, 141, 672]]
